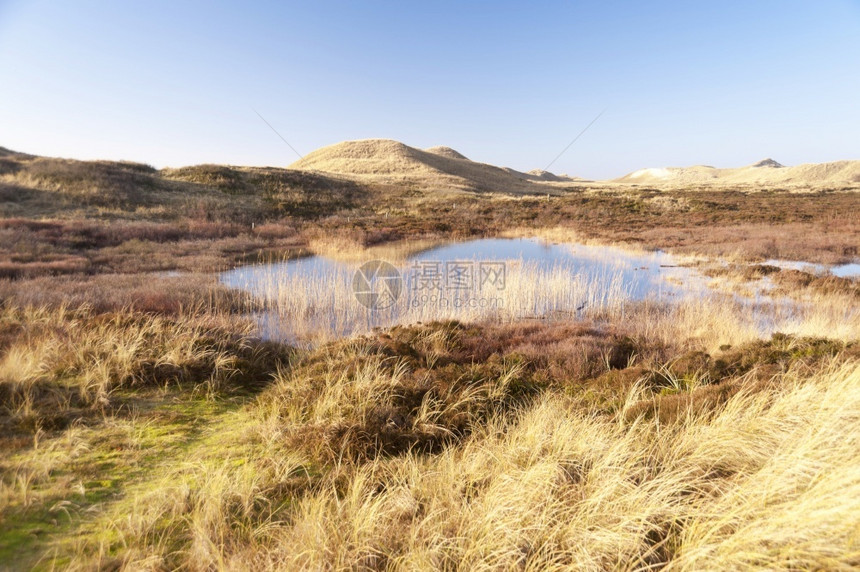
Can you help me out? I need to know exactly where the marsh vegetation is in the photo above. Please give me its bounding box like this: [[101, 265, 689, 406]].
[[0, 148, 858, 570]]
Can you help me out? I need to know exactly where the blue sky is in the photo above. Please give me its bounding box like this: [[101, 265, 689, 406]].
[[1, 0, 858, 179]]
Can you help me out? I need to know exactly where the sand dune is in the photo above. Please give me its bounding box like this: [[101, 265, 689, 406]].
[[289, 139, 574, 194], [616, 158, 860, 186], [525, 169, 579, 182], [291, 139, 859, 191], [425, 146, 470, 160], [5, 138, 856, 196]]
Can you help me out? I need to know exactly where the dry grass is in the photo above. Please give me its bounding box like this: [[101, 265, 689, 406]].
[[306, 236, 446, 262], [1, 146, 859, 569], [254, 360, 860, 571], [0, 273, 246, 314], [230, 258, 633, 344], [21, 321, 856, 571], [1, 154, 364, 221], [0, 305, 290, 434], [0, 287, 856, 569]]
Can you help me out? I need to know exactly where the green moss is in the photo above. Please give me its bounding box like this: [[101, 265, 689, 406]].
[[0, 389, 256, 570]]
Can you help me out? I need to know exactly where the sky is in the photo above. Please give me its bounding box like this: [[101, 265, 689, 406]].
[[1, 0, 859, 179]]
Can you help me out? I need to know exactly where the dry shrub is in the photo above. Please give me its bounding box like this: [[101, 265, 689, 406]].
[[99, 359, 860, 571], [252, 222, 297, 240], [0, 256, 90, 279], [261, 322, 541, 462], [0, 305, 290, 433], [770, 269, 860, 297], [0, 273, 246, 314]]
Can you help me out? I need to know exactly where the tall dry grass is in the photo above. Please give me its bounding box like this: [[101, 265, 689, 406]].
[[230, 259, 633, 343], [56, 356, 860, 570], [0, 305, 289, 431], [624, 291, 860, 353], [307, 236, 446, 262], [227, 248, 859, 350]]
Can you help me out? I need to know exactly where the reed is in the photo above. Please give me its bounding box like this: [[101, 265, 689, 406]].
[[227, 247, 859, 349], [230, 258, 634, 343]]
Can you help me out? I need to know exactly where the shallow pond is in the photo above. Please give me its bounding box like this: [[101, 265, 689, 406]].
[[221, 238, 701, 300], [219, 238, 703, 341], [763, 259, 860, 278], [219, 238, 856, 343]]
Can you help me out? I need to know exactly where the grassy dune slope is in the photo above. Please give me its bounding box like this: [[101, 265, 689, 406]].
[[0, 154, 364, 220], [287, 138, 565, 194]]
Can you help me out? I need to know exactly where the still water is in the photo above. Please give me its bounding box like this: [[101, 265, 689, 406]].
[[219, 238, 855, 343]]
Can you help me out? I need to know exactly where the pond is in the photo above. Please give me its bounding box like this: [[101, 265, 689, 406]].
[[219, 238, 855, 343], [763, 259, 860, 279], [221, 238, 702, 301]]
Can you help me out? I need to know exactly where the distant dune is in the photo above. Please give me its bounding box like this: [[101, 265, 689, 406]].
[[526, 169, 577, 182], [3, 140, 858, 198], [288, 139, 576, 194], [615, 158, 860, 187], [290, 139, 859, 191], [424, 146, 470, 160]]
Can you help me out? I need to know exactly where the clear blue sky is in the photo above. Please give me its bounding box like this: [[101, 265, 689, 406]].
[[1, 0, 858, 179]]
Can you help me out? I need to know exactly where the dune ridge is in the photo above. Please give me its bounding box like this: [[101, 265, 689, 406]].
[[616, 158, 860, 186], [290, 139, 860, 190], [289, 139, 577, 194]]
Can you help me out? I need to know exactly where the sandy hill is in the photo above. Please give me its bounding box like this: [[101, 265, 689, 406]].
[[526, 169, 581, 182], [425, 146, 470, 160], [752, 158, 784, 168], [289, 139, 574, 194], [616, 158, 860, 187]]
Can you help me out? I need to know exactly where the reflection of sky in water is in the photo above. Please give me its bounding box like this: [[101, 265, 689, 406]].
[[219, 238, 857, 343], [221, 256, 348, 296], [220, 238, 704, 303], [763, 259, 860, 279], [409, 239, 697, 300], [833, 264, 860, 278]]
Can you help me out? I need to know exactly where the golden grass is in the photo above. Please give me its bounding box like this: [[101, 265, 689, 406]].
[[499, 225, 641, 252], [306, 236, 447, 262], [622, 291, 860, 354], [44, 352, 860, 570], [269, 361, 860, 570], [233, 259, 633, 343], [0, 305, 290, 432], [0, 228, 857, 569]]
